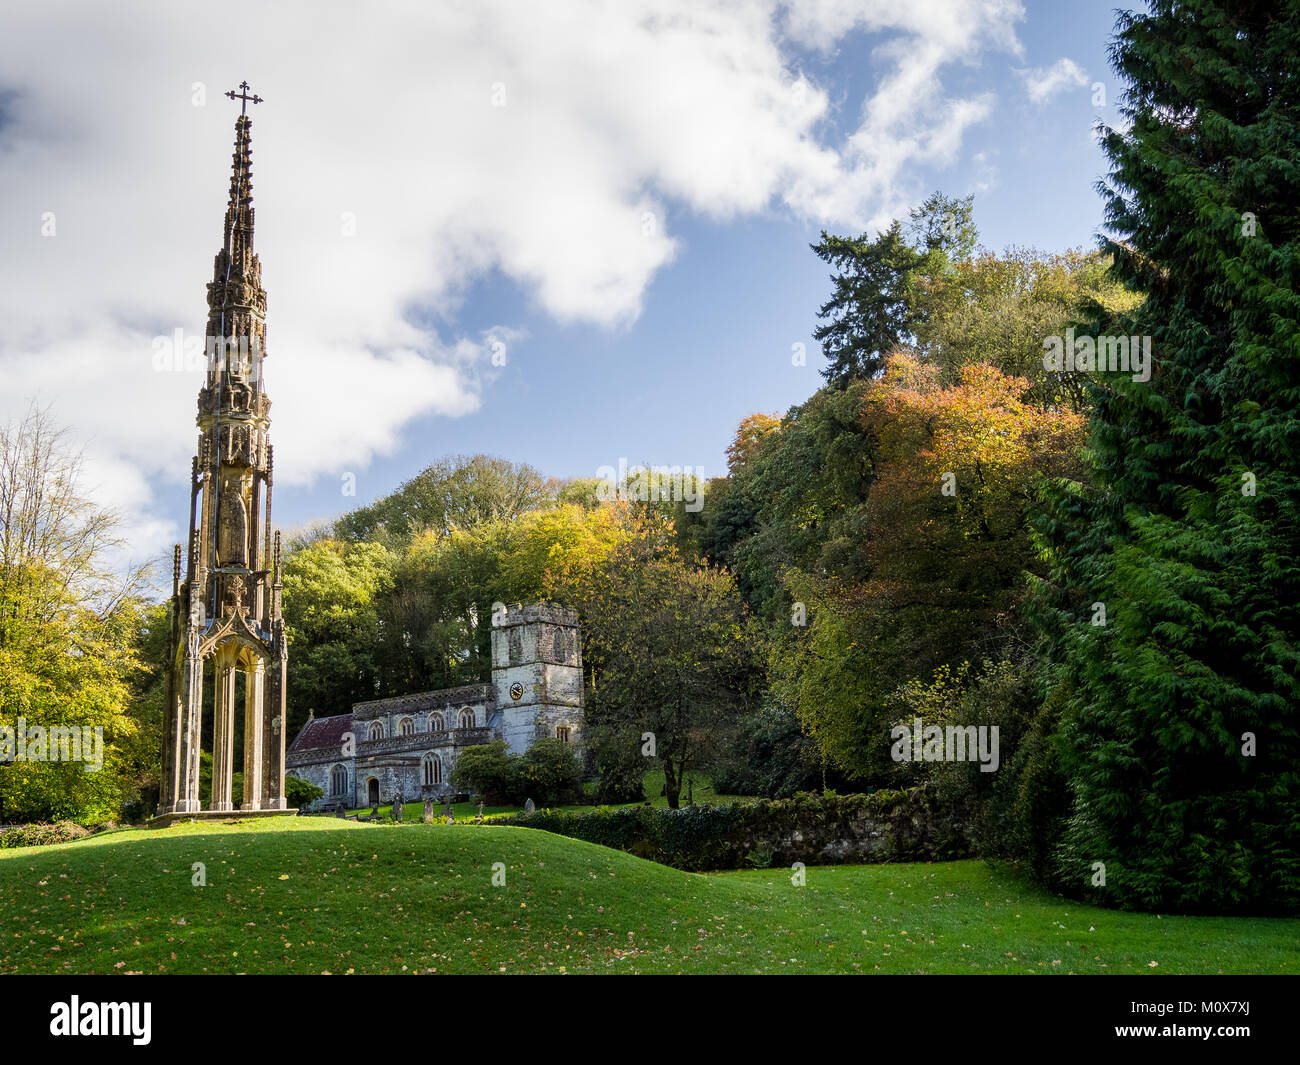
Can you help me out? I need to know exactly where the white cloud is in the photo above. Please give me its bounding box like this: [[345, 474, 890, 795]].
[[970, 150, 999, 194], [0, 0, 1024, 561], [1021, 57, 1089, 104]]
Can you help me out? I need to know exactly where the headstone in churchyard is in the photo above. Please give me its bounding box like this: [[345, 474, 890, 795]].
[[393, 786, 404, 822], [370, 803, 379, 821], [477, 801, 485, 823], [423, 799, 433, 823], [444, 796, 455, 824], [524, 797, 535, 815]]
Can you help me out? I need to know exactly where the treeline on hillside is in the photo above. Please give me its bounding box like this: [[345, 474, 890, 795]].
[[201, 193, 1133, 819]]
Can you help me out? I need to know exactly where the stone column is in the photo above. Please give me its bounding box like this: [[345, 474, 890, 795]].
[[159, 611, 180, 815], [184, 653, 205, 812], [159, 675, 181, 816], [169, 648, 205, 814], [261, 647, 288, 809], [241, 657, 265, 810], [160, 689, 182, 814], [211, 654, 237, 812]]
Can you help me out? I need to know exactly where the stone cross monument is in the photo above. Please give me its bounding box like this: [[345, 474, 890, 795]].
[[156, 84, 290, 819]]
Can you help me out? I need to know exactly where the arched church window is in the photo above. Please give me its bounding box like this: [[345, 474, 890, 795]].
[[458, 709, 474, 729], [422, 753, 442, 786], [368, 721, 384, 740], [399, 717, 414, 736], [330, 764, 348, 796], [429, 712, 444, 732]]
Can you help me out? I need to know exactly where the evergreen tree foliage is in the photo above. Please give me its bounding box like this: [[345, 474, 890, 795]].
[[813, 192, 974, 387], [1029, 0, 1300, 912]]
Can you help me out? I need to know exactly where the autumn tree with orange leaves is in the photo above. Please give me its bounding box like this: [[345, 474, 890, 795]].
[[769, 354, 1086, 777]]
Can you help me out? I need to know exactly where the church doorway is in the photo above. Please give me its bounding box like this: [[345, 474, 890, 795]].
[[367, 778, 379, 806]]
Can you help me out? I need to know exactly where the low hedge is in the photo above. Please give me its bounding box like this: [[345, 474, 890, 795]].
[[0, 821, 92, 850], [492, 788, 971, 871]]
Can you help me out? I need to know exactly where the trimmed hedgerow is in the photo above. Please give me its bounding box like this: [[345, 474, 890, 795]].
[[492, 788, 971, 871]]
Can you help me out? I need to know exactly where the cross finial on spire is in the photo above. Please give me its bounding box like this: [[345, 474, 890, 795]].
[[225, 80, 263, 115]]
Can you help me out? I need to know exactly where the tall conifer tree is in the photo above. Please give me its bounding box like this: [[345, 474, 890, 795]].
[[1032, 0, 1300, 912]]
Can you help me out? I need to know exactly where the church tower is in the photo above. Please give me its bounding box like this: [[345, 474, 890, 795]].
[[491, 604, 584, 755], [157, 84, 290, 819]]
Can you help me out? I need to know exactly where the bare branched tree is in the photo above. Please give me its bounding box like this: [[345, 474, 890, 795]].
[[0, 403, 149, 650]]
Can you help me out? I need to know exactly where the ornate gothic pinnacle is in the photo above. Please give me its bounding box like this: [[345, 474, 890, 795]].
[[223, 116, 255, 267]]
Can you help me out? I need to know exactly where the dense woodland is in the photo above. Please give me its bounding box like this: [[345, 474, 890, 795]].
[[1, 1, 1296, 913]]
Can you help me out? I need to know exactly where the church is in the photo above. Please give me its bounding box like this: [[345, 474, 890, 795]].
[[286, 603, 585, 811]]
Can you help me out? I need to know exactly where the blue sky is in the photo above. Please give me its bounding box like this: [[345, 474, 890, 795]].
[[0, 0, 1141, 562]]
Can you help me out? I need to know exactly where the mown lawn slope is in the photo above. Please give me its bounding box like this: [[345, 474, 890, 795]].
[[2, 818, 1295, 974]]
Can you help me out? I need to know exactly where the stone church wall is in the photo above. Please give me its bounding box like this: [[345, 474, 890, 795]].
[[287, 603, 587, 806], [285, 752, 351, 811]]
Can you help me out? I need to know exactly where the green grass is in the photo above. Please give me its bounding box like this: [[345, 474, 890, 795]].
[[346, 800, 517, 821], [346, 770, 743, 821], [633, 769, 735, 807], [2, 818, 1296, 974]]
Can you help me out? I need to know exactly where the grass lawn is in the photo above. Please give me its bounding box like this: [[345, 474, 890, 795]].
[[2, 818, 1296, 974], [346, 769, 744, 822], [348, 800, 518, 821], [634, 768, 736, 808]]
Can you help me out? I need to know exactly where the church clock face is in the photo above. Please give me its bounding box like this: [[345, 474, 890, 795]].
[[509, 682, 524, 701]]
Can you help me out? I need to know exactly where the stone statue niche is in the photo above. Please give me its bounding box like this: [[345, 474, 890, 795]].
[[216, 469, 251, 569]]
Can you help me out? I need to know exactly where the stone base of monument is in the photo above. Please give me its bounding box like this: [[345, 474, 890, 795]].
[[148, 808, 299, 828]]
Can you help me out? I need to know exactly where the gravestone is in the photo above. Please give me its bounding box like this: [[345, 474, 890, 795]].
[[370, 803, 379, 821], [444, 796, 455, 824], [393, 786, 404, 822], [524, 797, 535, 815], [423, 799, 434, 823]]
